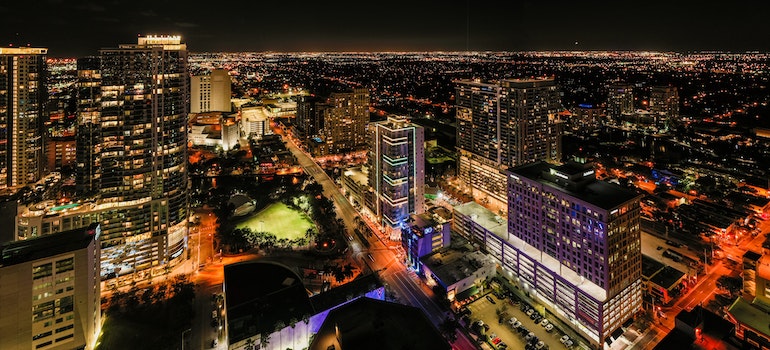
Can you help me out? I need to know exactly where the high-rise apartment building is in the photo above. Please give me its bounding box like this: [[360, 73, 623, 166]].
[[75, 57, 101, 195], [367, 116, 424, 239], [0, 223, 101, 350], [455, 79, 562, 210], [95, 35, 189, 279], [16, 37, 189, 284], [650, 85, 679, 119], [606, 83, 634, 120], [454, 158, 643, 347], [294, 95, 323, 143], [0, 47, 47, 189], [191, 68, 231, 113], [317, 88, 369, 156]]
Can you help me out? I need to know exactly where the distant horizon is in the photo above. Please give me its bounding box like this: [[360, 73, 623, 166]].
[[35, 48, 770, 59]]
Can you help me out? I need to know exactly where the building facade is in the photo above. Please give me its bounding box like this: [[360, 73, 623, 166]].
[[455, 79, 563, 211], [506, 160, 642, 346], [316, 88, 369, 156], [93, 35, 190, 279], [0, 224, 101, 350], [454, 159, 643, 347], [727, 253, 770, 350], [606, 83, 634, 121], [650, 85, 679, 120], [367, 116, 424, 239], [0, 47, 47, 189], [402, 212, 450, 271], [191, 68, 231, 113], [75, 57, 101, 195]]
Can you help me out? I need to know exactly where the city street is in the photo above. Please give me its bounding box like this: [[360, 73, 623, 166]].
[[278, 127, 478, 349]]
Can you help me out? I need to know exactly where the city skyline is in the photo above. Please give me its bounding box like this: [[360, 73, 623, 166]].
[[4, 1, 770, 57]]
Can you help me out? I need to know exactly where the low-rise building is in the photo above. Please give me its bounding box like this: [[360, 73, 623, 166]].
[[420, 247, 495, 304], [308, 297, 450, 350], [402, 212, 451, 272], [188, 112, 240, 151], [727, 253, 770, 350], [223, 261, 384, 350], [642, 255, 686, 305]]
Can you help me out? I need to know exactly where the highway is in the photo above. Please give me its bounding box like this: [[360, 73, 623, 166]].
[[278, 128, 478, 350]]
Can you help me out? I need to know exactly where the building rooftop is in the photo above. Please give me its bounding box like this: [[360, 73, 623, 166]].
[[453, 201, 608, 301], [649, 265, 686, 290], [224, 261, 314, 343], [308, 273, 383, 313], [453, 201, 506, 237], [655, 305, 738, 350], [224, 261, 383, 345], [343, 167, 369, 186], [510, 161, 642, 211], [642, 255, 666, 278], [743, 250, 762, 262], [1, 223, 99, 267], [421, 247, 491, 287], [308, 297, 450, 350], [727, 297, 770, 338]]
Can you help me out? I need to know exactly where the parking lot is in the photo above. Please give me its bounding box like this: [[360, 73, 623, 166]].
[[465, 293, 572, 350]]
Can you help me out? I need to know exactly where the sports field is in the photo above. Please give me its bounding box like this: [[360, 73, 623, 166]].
[[236, 202, 313, 240]]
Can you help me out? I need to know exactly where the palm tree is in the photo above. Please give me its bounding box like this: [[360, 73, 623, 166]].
[[259, 333, 271, 349], [244, 338, 256, 350]]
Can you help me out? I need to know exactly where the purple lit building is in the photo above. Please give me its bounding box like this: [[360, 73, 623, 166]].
[[454, 158, 643, 347]]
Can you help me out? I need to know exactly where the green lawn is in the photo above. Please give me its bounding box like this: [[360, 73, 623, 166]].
[[237, 202, 313, 240]]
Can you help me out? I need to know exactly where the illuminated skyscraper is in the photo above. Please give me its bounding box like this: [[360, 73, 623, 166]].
[[367, 115, 424, 239], [191, 68, 231, 113], [650, 85, 679, 119], [96, 35, 189, 278], [315, 87, 369, 156], [606, 83, 634, 120], [0, 47, 47, 189], [454, 78, 562, 211]]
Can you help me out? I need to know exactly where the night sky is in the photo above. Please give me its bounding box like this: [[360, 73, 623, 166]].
[[2, 0, 770, 57]]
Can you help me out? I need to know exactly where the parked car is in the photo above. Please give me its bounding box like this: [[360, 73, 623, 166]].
[[526, 308, 535, 316], [508, 317, 518, 326], [536, 340, 545, 349], [486, 295, 496, 304], [525, 332, 535, 341], [512, 320, 522, 329], [545, 323, 554, 332], [560, 335, 570, 344], [565, 339, 573, 347], [540, 319, 550, 327]]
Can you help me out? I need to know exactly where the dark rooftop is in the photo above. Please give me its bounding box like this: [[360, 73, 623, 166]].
[[654, 305, 738, 350], [308, 297, 450, 350], [224, 261, 314, 343], [224, 261, 383, 345], [1, 223, 99, 267], [642, 255, 666, 278], [650, 265, 686, 290], [744, 250, 762, 262], [309, 273, 383, 312], [511, 161, 641, 210]]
